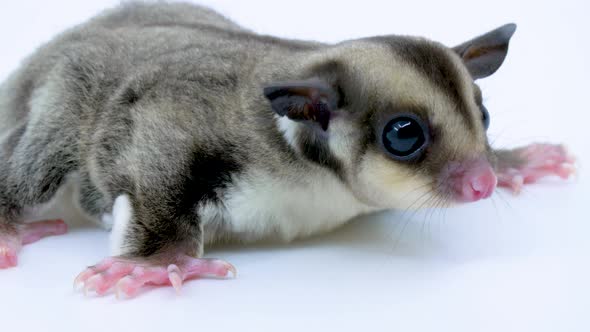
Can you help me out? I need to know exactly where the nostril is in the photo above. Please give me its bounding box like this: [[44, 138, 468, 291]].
[[469, 172, 497, 199], [452, 159, 498, 202], [471, 177, 487, 196]]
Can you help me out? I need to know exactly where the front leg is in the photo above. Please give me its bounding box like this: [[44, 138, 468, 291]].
[[73, 100, 245, 298], [494, 143, 576, 193], [74, 195, 235, 298], [75, 254, 235, 298]]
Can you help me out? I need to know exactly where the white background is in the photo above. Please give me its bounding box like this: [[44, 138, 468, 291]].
[[0, 1, 588, 331]]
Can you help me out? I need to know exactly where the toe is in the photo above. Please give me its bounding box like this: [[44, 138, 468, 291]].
[[115, 266, 169, 299], [74, 268, 96, 290], [167, 264, 183, 293], [0, 239, 21, 269], [183, 258, 237, 279], [558, 163, 576, 179], [509, 175, 524, 194], [115, 276, 139, 299], [83, 262, 136, 295], [498, 143, 577, 192], [74, 258, 117, 290], [0, 248, 18, 269], [77, 256, 237, 298]]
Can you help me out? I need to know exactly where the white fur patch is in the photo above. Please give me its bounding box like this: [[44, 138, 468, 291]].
[[357, 152, 437, 209], [277, 115, 300, 151], [109, 195, 133, 256], [217, 168, 377, 243]]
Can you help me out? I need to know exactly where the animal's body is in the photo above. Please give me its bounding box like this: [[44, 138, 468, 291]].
[[0, 2, 574, 297]]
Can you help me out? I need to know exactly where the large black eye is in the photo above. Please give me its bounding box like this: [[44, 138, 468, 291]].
[[382, 115, 429, 161], [480, 104, 490, 130]]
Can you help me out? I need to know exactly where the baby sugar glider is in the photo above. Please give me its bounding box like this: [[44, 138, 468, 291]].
[[0, 2, 575, 297]]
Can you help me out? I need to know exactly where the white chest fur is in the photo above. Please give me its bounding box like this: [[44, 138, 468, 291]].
[[205, 168, 376, 243]]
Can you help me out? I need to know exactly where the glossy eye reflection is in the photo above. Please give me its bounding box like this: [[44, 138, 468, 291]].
[[382, 115, 429, 160]]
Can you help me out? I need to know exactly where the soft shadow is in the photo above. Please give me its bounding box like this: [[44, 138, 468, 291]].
[[30, 182, 451, 261], [208, 209, 450, 261]]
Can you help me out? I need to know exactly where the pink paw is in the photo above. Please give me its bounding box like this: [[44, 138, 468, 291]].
[[0, 219, 67, 269], [497, 144, 576, 193], [21, 219, 68, 245], [0, 237, 20, 269], [74, 255, 236, 298]]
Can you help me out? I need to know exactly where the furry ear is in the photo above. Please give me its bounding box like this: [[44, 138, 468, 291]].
[[263, 79, 339, 131], [453, 23, 517, 80]]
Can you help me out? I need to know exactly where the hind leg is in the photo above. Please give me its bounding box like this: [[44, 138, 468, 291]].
[[73, 192, 235, 298], [0, 122, 76, 268], [72, 128, 238, 298], [0, 163, 69, 269], [0, 219, 68, 268]]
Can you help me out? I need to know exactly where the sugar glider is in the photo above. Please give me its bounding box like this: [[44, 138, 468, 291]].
[[0, 2, 575, 297]]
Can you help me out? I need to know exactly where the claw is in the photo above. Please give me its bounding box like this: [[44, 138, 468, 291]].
[[83, 282, 94, 297], [168, 264, 183, 294], [558, 163, 576, 179], [511, 175, 524, 194], [566, 151, 576, 164], [226, 263, 237, 278], [73, 268, 95, 290], [76, 256, 236, 299], [115, 276, 136, 299]]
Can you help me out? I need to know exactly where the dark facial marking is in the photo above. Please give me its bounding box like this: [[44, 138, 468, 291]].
[[368, 37, 476, 133], [296, 129, 344, 180]]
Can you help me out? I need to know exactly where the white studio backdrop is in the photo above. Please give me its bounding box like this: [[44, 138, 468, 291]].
[[0, 1, 588, 332]]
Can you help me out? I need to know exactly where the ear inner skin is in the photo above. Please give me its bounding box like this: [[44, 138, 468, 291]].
[[263, 80, 339, 131], [453, 23, 517, 80], [441, 157, 498, 203]]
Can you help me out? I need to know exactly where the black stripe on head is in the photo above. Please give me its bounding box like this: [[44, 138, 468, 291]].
[[368, 37, 476, 133]]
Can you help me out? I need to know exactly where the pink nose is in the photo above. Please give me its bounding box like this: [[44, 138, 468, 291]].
[[452, 159, 498, 202]]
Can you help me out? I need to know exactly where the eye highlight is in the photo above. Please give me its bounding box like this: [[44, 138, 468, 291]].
[[381, 114, 429, 161]]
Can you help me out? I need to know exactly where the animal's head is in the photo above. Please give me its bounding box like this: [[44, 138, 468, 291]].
[[264, 24, 516, 209]]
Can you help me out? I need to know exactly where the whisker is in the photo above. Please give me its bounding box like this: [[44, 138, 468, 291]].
[[494, 188, 514, 212], [490, 193, 502, 226], [431, 195, 448, 240], [389, 189, 437, 253], [386, 184, 434, 248]]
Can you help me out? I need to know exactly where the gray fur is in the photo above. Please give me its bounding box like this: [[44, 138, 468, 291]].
[[453, 23, 517, 79], [0, 2, 514, 259]]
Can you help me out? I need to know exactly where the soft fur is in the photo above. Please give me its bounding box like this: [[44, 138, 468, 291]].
[[0, 2, 515, 258]]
